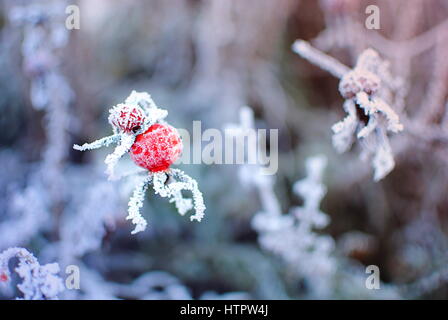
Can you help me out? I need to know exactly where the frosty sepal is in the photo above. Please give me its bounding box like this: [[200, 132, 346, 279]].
[[124, 90, 168, 127], [125, 91, 157, 109], [125, 169, 205, 235], [153, 169, 205, 222], [0, 247, 64, 300], [73, 133, 136, 180], [331, 100, 358, 153], [74, 91, 206, 234], [127, 175, 152, 234], [73, 134, 120, 151], [355, 92, 403, 133], [105, 134, 136, 180], [152, 173, 194, 216]]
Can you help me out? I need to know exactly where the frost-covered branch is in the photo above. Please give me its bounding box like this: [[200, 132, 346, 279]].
[[292, 40, 350, 78], [293, 40, 404, 181], [125, 169, 205, 234]]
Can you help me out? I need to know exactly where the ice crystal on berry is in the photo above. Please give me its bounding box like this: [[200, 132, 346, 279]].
[[73, 91, 205, 234]]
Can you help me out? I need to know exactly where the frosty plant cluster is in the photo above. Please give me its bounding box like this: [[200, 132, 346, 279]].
[[10, 1, 71, 110], [0, 247, 64, 300], [292, 40, 404, 181], [252, 155, 336, 297], [74, 91, 205, 234]]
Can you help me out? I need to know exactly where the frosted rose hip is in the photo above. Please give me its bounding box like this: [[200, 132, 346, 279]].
[[73, 91, 205, 234], [130, 123, 182, 172], [108, 104, 146, 133]]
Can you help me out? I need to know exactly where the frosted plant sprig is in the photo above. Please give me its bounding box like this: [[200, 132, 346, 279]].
[[73, 91, 168, 179], [252, 155, 336, 298], [0, 247, 64, 300], [10, 1, 70, 110], [293, 156, 328, 215], [126, 168, 205, 234], [74, 91, 205, 234], [292, 40, 404, 181], [73, 134, 121, 152], [226, 106, 282, 215]]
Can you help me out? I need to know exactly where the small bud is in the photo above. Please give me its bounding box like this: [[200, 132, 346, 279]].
[[339, 69, 380, 99], [108, 104, 146, 133]]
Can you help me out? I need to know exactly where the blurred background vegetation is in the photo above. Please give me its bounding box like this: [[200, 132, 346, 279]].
[[1, 0, 448, 299]]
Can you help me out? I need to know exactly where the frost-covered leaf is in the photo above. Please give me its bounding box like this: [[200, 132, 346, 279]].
[[252, 155, 335, 297], [73, 90, 205, 234]]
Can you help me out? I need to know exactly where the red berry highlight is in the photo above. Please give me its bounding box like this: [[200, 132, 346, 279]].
[[130, 123, 182, 172], [109, 104, 146, 133], [0, 272, 8, 282]]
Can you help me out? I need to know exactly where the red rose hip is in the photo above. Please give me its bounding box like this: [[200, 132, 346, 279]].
[[130, 123, 182, 172], [109, 104, 146, 133]]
